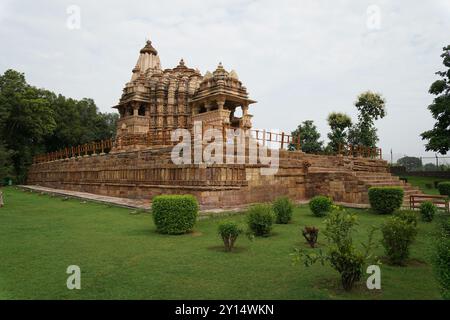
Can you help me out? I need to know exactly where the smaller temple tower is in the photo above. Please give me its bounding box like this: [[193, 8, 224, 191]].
[[190, 63, 256, 130]]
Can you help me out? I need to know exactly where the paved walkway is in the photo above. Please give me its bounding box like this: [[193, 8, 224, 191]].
[[17, 185, 249, 215], [18, 185, 370, 214], [19, 185, 151, 210]]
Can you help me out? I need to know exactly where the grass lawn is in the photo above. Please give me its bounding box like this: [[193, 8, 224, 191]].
[[402, 175, 449, 195], [0, 187, 444, 300]]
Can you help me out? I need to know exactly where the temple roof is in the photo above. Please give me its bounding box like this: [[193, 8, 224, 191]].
[[140, 40, 158, 55]]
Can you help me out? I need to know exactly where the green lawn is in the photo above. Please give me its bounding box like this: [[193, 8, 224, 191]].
[[0, 187, 443, 300], [402, 175, 449, 195]]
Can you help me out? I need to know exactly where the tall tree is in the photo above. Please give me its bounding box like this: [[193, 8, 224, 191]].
[[0, 70, 56, 182], [348, 91, 386, 148], [0, 69, 119, 183], [290, 120, 323, 153], [397, 156, 423, 172], [326, 112, 352, 152], [421, 45, 450, 155]]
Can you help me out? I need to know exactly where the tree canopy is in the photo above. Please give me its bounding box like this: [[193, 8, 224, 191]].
[[348, 91, 386, 148], [326, 112, 352, 152], [290, 120, 323, 153], [397, 156, 423, 172], [0, 69, 118, 183], [421, 45, 450, 155]]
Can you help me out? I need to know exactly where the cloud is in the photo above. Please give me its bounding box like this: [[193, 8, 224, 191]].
[[0, 0, 449, 159]]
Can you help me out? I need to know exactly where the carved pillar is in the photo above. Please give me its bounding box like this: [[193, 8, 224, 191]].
[[242, 103, 249, 116], [205, 101, 212, 112], [217, 98, 225, 111], [132, 102, 139, 116]]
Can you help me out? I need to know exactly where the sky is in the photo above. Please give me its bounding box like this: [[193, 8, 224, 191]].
[[1, 0, 449, 163]]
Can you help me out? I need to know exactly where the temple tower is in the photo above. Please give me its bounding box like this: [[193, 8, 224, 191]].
[[113, 40, 256, 149]]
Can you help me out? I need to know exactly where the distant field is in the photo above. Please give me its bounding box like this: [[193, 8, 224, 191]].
[[401, 175, 449, 195], [0, 187, 442, 300]]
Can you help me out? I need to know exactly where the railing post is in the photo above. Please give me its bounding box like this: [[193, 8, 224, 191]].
[[280, 132, 285, 149]]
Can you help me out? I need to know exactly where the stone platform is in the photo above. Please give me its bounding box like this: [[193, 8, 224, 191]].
[[26, 145, 421, 209]]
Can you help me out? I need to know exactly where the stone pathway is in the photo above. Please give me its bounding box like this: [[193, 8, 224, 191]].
[[17, 185, 249, 215], [18, 185, 370, 215], [18, 185, 151, 210]]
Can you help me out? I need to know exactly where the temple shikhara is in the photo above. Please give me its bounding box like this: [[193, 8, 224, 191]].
[[27, 40, 422, 209], [113, 40, 255, 150]]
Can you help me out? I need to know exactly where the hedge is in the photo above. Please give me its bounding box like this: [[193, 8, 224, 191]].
[[273, 196, 294, 224], [247, 204, 275, 237], [152, 195, 198, 234], [438, 182, 450, 197], [309, 196, 333, 217], [368, 187, 404, 214]]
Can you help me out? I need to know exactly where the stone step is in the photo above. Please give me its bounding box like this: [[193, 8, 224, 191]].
[[357, 175, 400, 181], [354, 172, 394, 176], [366, 181, 406, 187], [308, 167, 348, 173]]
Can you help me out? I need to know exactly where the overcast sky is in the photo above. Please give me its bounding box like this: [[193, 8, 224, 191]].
[[1, 0, 449, 163]]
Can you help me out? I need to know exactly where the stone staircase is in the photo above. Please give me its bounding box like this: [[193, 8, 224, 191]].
[[352, 171, 423, 207], [303, 154, 423, 208]]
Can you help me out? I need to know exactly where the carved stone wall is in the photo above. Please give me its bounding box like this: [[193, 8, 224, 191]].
[[27, 145, 409, 209]]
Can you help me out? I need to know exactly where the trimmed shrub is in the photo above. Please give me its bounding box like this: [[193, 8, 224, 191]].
[[247, 204, 275, 237], [381, 216, 417, 265], [420, 201, 437, 222], [434, 235, 450, 299], [273, 196, 294, 224], [441, 218, 450, 236], [437, 182, 450, 197], [434, 218, 450, 299], [152, 195, 198, 234], [218, 221, 242, 252], [302, 226, 319, 248], [394, 210, 418, 227], [368, 187, 404, 214], [309, 196, 333, 217]]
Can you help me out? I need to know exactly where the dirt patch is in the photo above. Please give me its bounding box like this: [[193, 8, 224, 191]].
[[207, 245, 248, 253], [379, 256, 428, 267]]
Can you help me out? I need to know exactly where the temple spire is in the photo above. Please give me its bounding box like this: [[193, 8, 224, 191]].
[[131, 39, 161, 80]]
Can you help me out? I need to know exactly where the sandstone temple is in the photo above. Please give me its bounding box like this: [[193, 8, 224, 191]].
[[27, 40, 421, 209]]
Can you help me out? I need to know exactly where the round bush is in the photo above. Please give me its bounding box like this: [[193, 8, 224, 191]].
[[394, 210, 418, 227], [381, 216, 417, 265], [309, 196, 333, 217], [434, 233, 450, 299], [273, 196, 294, 224], [438, 182, 450, 197], [152, 195, 198, 234], [420, 201, 437, 222], [247, 204, 275, 237], [368, 187, 404, 214], [218, 221, 242, 252]]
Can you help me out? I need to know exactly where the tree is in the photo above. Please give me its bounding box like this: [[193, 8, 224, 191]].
[[424, 163, 438, 171], [290, 120, 323, 153], [326, 112, 352, 152], [397, 156, 423, 172], [0, 69, 119, 182], [0, 143, 14, 183], [0, 70, 56, 182], [348, 91, 386, 148], [421, 45, 450, 155]]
